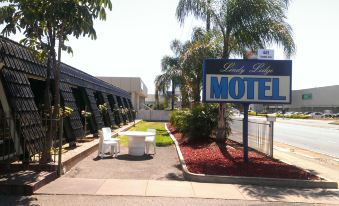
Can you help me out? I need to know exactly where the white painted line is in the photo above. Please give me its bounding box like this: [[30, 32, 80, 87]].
[[333, 159, 339, 163], [327, 140, 337, 144], [294, 152, 317, 159], [273, 146, 290, 152]]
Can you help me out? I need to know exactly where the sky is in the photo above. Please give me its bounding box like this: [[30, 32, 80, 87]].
[[2, 0, 339, 94]]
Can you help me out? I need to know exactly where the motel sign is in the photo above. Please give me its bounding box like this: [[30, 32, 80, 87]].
[[203, 59, 292, 104]]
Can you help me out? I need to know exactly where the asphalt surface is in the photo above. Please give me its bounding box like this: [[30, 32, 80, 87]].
[[234, 116, 339, 158], [63, 145, 184, 180], [274, 118, 339, 158]]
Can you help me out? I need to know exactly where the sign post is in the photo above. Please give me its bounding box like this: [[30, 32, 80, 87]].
[[203, 59, 292, 163], [243, 103, 249, 162]]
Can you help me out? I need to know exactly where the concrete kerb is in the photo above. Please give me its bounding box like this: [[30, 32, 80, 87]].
[[61, 120, 142, 174], [165, 123, 338, 189]]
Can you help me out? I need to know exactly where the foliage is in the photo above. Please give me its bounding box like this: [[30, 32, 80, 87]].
[[43, 106, 73, 118], [0, 0, 112, 163], [248, 111, 257, 116], [170, 104, 232, 142], [81, 110, 92, 118], [170, 109, 191, 132], [98, 103, 108, 114], [60, 106, 73, 118], [276, 114, 311, 119], [155, 28, 222, 108], [118, 121, 173, 146], [176, 0, 296, 141]]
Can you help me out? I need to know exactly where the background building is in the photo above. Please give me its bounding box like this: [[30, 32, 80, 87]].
[[285, 85, 339, 113], [252, 85, 339, 113], [97, 77, 147, 110]]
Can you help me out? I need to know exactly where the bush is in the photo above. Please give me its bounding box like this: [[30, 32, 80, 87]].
[[170, 104, 232, 142], [248, 111, 257, 116], [170, 109, 190, 132]]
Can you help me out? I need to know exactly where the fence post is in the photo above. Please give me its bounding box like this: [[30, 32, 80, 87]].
[[269, 121, 274, 157], [57, 117, 64, 176]]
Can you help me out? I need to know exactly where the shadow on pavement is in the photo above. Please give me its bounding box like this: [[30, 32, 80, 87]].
[[116, 154, 153, 161], [0, 195, 38, 206], [239, 185, 339, 201]]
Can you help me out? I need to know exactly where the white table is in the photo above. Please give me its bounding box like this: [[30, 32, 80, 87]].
[[118, 131, 155, 156]]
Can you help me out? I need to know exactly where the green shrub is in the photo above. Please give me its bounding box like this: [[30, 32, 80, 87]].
[[170, 104, 232, 142], [170, 109, 190, 132], [248, 111, 257, 116]]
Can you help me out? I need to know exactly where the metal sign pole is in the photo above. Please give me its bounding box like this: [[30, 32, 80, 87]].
[[243, 103, 249, 163]]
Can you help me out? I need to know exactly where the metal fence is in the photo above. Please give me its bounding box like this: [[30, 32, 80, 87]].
[[229, 116, 273, 157]]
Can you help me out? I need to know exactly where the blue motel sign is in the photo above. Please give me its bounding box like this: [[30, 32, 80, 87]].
[[203, 59, 292, 104]]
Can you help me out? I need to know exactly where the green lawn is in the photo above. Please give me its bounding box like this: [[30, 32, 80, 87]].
[[117, 121, 173, 146]]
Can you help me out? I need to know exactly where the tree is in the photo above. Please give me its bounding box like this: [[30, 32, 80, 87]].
[[156, 28, 222, 108], [0, 0, 112, 163], [176, 0, 295, 142], [155, 40, 189, 109], [179, 27, 222, 103]]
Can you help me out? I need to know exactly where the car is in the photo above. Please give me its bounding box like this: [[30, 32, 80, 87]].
[[322, 113, 334, 118], [310, 112, 323, 118]]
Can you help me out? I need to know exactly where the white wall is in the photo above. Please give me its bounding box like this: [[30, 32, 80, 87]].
[[137, 109, 170, 121]]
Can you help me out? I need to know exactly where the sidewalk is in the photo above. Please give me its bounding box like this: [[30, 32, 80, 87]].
[[35, 177, 339, 204], [274, 141, 339, 184]]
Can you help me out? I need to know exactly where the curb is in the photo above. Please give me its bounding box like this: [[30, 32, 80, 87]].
[[0, 171, 58, 195], [165, 123, 338, 189]]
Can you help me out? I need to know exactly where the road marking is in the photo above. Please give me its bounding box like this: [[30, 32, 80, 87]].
[[327, 140, 337, 144], [333, 159, 339, 163], [273, 146, 290, 152], [294, 152, 317, 159]]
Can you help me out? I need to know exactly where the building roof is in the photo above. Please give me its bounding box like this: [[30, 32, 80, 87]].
[[0, 36, 132, 157]]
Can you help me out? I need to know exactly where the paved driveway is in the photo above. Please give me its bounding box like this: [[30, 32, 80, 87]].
[[64, 145, 183, 181]]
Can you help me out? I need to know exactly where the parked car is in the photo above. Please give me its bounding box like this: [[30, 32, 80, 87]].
[[322, 113, 334, 118], [311, 112, 323, 118]]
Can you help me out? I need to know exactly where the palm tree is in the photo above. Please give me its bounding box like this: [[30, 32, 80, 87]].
[[180, 27, 222, 103], [176, 0, 295, 142], [156, 28, 221, 108], [155, 40, 182, 109]]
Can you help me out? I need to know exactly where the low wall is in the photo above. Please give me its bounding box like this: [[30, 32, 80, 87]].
[[137, 110, 170, 121]]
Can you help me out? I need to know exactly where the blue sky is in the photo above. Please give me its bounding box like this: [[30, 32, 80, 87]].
[[2, 0, 339, 94]]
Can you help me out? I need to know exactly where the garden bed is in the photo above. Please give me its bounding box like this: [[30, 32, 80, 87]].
[[167, 123, 320, 180]]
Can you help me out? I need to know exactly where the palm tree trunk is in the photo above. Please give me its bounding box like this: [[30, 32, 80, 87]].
[[155, 90, 159, 109], [40, 27, 56, 164], [206, 0, 211, 31], [216, 33, 230, 143], [171, 80, 175, 110]]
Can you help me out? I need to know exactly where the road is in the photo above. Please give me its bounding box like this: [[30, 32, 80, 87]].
[[245, 116, 339, 158], [274, 118, 339, 158]]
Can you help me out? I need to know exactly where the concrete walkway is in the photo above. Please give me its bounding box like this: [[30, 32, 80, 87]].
[[35, 178, 339, 204]]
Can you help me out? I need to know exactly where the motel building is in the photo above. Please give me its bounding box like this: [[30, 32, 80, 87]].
[[0, 36, 134, 162]]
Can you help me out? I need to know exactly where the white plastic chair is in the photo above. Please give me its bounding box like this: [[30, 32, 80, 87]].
[[145, 128, 156, 154], [102, 127, 120, 153], [98, 127, 120, 158]]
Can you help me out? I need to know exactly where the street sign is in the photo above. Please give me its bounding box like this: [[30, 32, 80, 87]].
[[258, 49, 274, 60], [203, 59, 292, 104]]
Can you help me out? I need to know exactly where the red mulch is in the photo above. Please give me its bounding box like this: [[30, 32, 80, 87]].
[[167, 123, 320, 180]]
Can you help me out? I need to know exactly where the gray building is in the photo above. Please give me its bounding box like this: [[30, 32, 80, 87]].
[[97, 77, 148, 110], [285, 85, 339, 113], [254, 85, 339, 113]]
